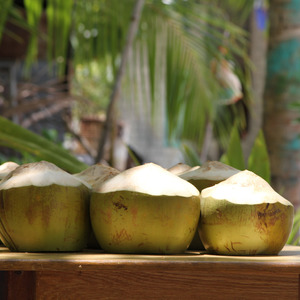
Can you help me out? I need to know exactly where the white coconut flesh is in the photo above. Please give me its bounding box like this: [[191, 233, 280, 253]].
[[180, 161, 239, 182], [95, 163, 199, 197], [201, 169, 292, 206], [0, 161, 90, 190], [0, 162, 19, 180], [74, 163, 120, 186]]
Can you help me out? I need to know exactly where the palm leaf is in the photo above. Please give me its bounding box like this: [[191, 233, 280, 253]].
[[220, 124, 245, 170], [46, 0, 73, 76], [23, 0, 44, 73], [287, 209, 300, 245], [142, 0, 251, 150], [181, 142, 202, 167], [247, 130, 271, 183], [0, 0, 13, 41], [3, 6, 39, 44], [0, 117, 87, 173], [0, 0, 253, 168]]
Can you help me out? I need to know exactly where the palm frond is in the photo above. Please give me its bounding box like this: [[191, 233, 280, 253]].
[[287, 209, 300, 245], [24, 0, 43, 70], [0, 117, 87, 173], [46, 0, 73, 76], [0, 0, 13, 41], [0, 0, 254, 167], [138, 0, 251, 150]]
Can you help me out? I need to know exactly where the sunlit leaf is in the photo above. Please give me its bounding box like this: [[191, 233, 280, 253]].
[[248, 130, 271, 183], [287, 209, 300, 245], [24, 0, 43, 71], [181, 143, 201, 167], [46, 0, 73, 76], [220, 124, 245, 170]]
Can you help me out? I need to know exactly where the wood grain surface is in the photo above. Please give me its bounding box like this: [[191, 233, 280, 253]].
[[0, 245, 300, 299]]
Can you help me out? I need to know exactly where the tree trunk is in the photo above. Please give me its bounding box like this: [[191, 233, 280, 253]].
[[242, 8, 268, 161], [264, 0, 300, 208], [95, 0, 145, 163]]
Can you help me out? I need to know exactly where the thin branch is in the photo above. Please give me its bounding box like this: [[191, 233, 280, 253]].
[[63, 115, 97, 159], [95, 0, 145, 163], [21, 100, 71, 128]]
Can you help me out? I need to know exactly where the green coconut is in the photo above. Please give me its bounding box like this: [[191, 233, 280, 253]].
[[90, 163, 200, 254], [179, 161, 240, 250], [0, 161, 91, 252], [75, 163, 120, 249], [0, 162, 19, 247], [0, 162, 19, 181], [199, 170, 294, 255]]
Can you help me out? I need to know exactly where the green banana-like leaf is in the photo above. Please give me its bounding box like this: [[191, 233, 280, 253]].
[[0, 117, 87, 173], [220, 126, 271, 182], [181, 143, 201, 167], [247, 130, 271, 183], [287, 209, 300, 245], [220, 125, 245, 170]]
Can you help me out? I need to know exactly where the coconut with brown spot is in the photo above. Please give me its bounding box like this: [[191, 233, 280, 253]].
[[74, 163, 120, 249], [0, 161, 91, 252], [179, 161, 240, 250], [90, 163, 200, 254], [199, 170, 294, 255]]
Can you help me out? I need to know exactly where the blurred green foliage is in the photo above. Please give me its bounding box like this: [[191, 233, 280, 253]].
[[221, 125, 271, 182], [0, 117, 87, 173]]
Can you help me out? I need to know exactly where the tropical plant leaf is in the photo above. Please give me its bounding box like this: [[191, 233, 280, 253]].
[[142, 0, 251, 150], [24, 0, 43, 70], [0, 117, 87, 173], [0, 0, 253, 170], [247, 130, 271, 183], [215, 0, 255, 25], [220, 124, 245, 170], [181, 143, 201, 167], [0, 0, 13, 41], [46, 0, 73, 76], [287, 209, 300, 245]]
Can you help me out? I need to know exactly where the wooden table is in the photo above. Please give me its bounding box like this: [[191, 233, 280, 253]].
[[1, 245, 300, 299]]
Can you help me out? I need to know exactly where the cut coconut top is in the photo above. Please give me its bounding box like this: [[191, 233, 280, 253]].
[[0, 161, 91, 190], [94, 163, 200, 197], [0, 162, 19, 179], [179, 161, 239, 181], [74, 163, 120, 186], [168, 163, 191, 175], [201, 170, 293, 206]]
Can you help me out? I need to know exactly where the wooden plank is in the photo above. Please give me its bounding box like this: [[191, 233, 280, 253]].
[[0, 271, 7, 300], [1, 245, 300, 272], [5, 271, 35, 300], [34, 264, 298, 300], [0, 246, 299, 299]]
